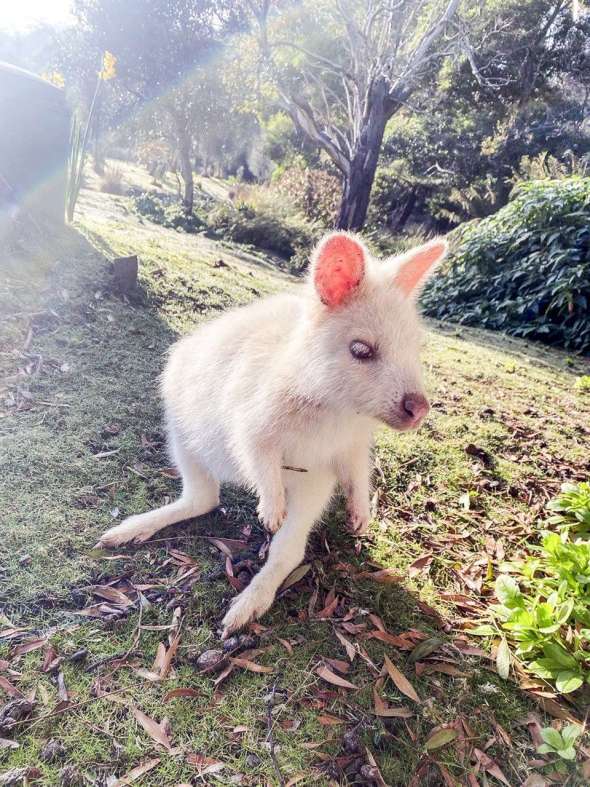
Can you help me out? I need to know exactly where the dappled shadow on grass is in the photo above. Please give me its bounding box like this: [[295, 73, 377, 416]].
[[3, 202, 589, 783], [0, 219, 179, 615]]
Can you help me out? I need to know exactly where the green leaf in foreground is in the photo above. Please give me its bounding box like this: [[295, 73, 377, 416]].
[[496, 638, 511, 679], [425, 727, 458, 751]]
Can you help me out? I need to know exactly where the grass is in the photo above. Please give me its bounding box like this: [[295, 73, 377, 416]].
[[1, 164, 589, 785]]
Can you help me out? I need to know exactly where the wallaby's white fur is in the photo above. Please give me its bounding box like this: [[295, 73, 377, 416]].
[[98, 232, 446, 636]]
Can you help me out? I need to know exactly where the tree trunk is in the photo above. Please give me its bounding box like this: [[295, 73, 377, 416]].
[[390, 190, 417, 233], [336, 80, 390, 231], [91, 88, 105, 175], [175, 118, 194, 214]]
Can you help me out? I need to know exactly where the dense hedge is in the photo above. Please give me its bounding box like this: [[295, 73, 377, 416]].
[[132, 192, 207, 233], [421, 178, 590, 352], [207, 203, 320, 270]]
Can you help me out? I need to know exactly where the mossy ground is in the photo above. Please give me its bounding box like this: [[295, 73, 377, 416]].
[[1, 165, 589, 785]]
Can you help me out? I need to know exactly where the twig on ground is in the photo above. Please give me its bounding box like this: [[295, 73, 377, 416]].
[[266, 675, 285, 787], [85, 650, 144, 672]]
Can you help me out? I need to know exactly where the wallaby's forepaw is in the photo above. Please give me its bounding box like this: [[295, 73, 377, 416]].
[[96, 516, 156, 548], [257, 493, 286, 534], [346, 505, 370, 536], [221, 583, 275, 639]]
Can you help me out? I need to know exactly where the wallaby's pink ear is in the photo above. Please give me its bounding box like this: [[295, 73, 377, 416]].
[[393, 239, 447, 298], [312, 232, 366, 308]]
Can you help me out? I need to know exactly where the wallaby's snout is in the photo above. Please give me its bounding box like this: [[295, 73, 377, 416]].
[[384, 391, 429, 430], [401, 392, 430, 428]]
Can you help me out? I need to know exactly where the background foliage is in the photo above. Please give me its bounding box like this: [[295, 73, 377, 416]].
[[421, 178, 590, 352]]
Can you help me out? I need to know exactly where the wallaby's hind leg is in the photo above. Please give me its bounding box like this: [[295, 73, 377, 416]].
[[98, 430, 219, 548]]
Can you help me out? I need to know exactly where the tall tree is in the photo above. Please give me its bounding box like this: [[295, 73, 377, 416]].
[[249, 0, 464, 230], [72, 0, 242, 212]]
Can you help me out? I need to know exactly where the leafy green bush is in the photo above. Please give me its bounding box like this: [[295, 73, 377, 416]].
[[132, 192, 206, 233], [547, 482, 590, 539], [492, 532, 590, 694], [421, 178, 590, 352], [207, 202, 319, 268], [537, 724, 582, 762]]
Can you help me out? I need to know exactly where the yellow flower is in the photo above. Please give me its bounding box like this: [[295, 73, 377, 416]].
[[99, 51, 117, 81], [42, 71, 65, 88]]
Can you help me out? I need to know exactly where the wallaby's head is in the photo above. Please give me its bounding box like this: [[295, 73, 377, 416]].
[[301, 231, 447, 430]]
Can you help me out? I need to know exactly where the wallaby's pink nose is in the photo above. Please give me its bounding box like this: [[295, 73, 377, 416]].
[[401, 393, 430, 427]]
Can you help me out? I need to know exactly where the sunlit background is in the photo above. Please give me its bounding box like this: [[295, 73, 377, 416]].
[[0, 0, 73, 31]]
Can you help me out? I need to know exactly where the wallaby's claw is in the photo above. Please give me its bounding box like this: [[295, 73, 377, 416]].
[[346, 508, 370, 536], [221, 582, 275, 637], [257, 497, 286, 534]]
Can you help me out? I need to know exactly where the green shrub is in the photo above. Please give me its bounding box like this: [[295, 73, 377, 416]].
[[132, 192, 205, 233], [537, 724, 582, 762], [547, 482, 590, 539], [421, 178, 590, 352], [207, 202, 319, 268], [492, 534, 590, 694]]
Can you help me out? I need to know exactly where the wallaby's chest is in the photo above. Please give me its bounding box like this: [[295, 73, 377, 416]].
[[282, 410, 371, 470]]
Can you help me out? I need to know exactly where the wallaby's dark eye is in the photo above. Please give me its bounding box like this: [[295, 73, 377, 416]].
[[350, 340, 375, 361]]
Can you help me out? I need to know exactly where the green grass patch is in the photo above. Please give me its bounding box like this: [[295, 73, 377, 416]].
[[1, 167, 590, 784]]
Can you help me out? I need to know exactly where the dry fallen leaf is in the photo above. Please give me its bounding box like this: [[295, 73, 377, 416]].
[[280, 563, 312, 591], [163, 688, 200, 703], [279, 718, 301, 732], [277, 638, 293, 655], [0, 628, 29, 641], [152, 642, 167, 674], [367, 630, 414, 649], [285, 774, 308, 787], [383, 655, 421, 703], [356, 568, 403, 584], [315, 589, 339, 619], [229, 657, 273, 674], [408, 553, 433, 577], [408, 637, 444, 663], [206, 537, 248, 559], [159, 632, 181, 679], [0, 676, 23, 698], [186, 753, 225, 775], [473, 748, 511, 786], [373, 683, 413, 718], [521, 775, 548, 787], [364, 746, 388, 787], [324, 657, 349, 674], [316, 664, 357, 690], [318, 713, 345, 725], [112, 757, 161, 786], [89, 585, 133, 607], [10, 637, 48, 657], [334, 629, 356, 662], [417, 662, 468, 678], [533, 695, 581, 723], [132, 708, 172, 750]]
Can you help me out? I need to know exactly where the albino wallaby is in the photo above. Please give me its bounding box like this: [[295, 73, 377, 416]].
[[98, 232, 447, 637]]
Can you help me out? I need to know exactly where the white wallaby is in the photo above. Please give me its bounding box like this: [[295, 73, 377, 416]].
[[98, 232, 447, 637]]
